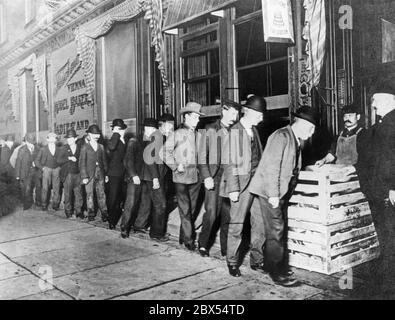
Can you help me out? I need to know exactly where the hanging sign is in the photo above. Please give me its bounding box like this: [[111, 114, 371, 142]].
[[262, 0, 295, 44]]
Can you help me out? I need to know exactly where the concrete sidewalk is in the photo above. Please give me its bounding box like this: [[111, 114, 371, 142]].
[[0, 208, 365, 300]]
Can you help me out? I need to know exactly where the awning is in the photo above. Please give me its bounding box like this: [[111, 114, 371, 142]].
[[163, 0, 237, 31]]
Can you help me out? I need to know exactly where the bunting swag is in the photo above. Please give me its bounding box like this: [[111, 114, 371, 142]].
[[75, 0, 168, 103], [303, 0, 326, 88], [7, 54, 49, 121]]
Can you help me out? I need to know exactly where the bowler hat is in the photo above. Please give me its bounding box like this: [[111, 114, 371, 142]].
[[244, 96, 267, 114], [342, 104, 360, 115], [65, 129, 78, 139], [158, 113, 175, 123], [86, 124, 101, 135], [180, 102, 205, 116], [222, 99, 242, 111], [143, 118, 158, 129], [24, 133, 36, 144], [293, 106, 317, 126], [111, 119, 127, 130], [374, 79, 395, 96]]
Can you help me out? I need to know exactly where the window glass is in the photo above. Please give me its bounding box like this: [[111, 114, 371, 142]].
[[270, 60, 289, 96], [238, 65, 269, 99], [235, 0, 262, 18]]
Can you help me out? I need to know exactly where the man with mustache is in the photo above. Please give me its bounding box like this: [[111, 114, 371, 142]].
[[315, 104, 363, 166]]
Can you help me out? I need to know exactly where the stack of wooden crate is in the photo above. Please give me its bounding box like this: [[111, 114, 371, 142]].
[[287, 165, 380, 275]]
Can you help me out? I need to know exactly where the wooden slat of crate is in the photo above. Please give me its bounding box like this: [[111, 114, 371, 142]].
[[288, 230, 327, 246], [331, 235, 378, 257], [328, 245, 380, 274], [330, 192, 366, 206], [328, 215, 373, 234], [288, 206, 323, 224], [330, 224, 376, 244], [294, 183, 319, 194], [298, 171, 320, 181], [289, 194, 320, 206], [288, 251, 328, 274], [329, 181, 360, 194], [328, 202, 371, 225], [288, 219, 328, 234], [288, 241, 327, 257], [328, 172, 358, 182]]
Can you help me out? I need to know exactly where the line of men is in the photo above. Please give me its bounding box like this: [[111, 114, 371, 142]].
[[0, 95, 318, 288]]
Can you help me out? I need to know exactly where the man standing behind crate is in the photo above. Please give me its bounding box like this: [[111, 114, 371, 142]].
[[249, 106, 316, 287], [356, 82, 395, 298], [315, 104, 363, 166]]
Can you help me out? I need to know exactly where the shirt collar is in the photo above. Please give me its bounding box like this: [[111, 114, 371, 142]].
[[240, 118, 252, 131], [290, 126, 301, 147]]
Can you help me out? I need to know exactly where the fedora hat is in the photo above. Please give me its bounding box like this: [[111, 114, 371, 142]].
[[342, 104, 360, 115], [65, 129, 78, 139], [374, 79, 395, 96], [244, 95, 267, 114], [86, 124, 101, 135], [111, 119, 127, 130], [180, 102, 205, 116], [293, 106, 317, 126]]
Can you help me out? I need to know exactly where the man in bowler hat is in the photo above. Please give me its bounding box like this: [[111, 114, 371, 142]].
[[222, 95, 266, 277], [80, 125, 109, 222], [58, 129, 83, 219], [249, 106, 316, 287], [106, 119, 128, 230]]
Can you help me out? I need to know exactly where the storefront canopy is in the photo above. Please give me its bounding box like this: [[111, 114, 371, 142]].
[[163, 0, 237, 31]]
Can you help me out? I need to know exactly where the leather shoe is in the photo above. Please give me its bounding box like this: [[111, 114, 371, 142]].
[[151, 235, 170, 243], [251, 263, 268, 274], [109, 224, 116, 230], [199, 247, 209, 257], [42, 206, 48, 212], [228, 265, 241, 277], [270, 274, 300, 287], [121, 231, 129, 239], [134, 228, 148, 234], [185, 243, 196, 251]]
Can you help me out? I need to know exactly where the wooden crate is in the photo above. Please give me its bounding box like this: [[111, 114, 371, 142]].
[[287, 165, 380, 275]]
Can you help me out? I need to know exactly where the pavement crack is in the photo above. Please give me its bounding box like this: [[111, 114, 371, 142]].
[[107, 268, 218, 300]]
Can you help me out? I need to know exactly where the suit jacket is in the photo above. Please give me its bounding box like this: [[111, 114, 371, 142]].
[[79, 142, 108, 181], [141, 130, 168, 182], [249, 125, 301, 200], [35, 145, 61, 170], [160, 125, 199, 184], [58, 144, 82, 182], [106, 133, 126, 177], [0, 145, 15, 175], [358, 109, 395, 202], [15, 145, 41, 181], [221, 121, 263, 197], [124, 136, 145, 181]]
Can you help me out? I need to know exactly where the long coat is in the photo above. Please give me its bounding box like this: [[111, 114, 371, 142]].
[[79, 143, 108, 182], [106, 133, 126, 178], [357, 109, 395, 202], [15, 145, 41, 181], [221, 121, 263, 197], [249, 125, 301, 200]]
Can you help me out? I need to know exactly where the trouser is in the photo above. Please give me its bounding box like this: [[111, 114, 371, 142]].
[[226, 189, 255, 266], [107, 176, 126, 226], [175, 182, 202, 246], [63, 173, 83, 216], [21, 169, 42, 210], [85, 167, 107, 219], [42, 167, 61, 208], [121, 182, 142, 234], [134, 180, 167, 238], [367, 200, 395, 297], [254, 196, 287, 276], [199, 172, 230, 254]]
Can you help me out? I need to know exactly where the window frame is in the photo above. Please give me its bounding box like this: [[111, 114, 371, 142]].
[[0, 1, 7, 45], [24, 0, 36, 26]]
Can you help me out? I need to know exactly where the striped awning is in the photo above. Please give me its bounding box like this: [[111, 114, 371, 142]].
[[163, 0, 237, 31]]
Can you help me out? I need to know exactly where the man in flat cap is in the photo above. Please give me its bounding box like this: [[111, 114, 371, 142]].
[[35, 132, 62, 211], [133, 118, 169, 242], [356, 81, 395, 297], [80, 125, 109, 222], [57, 129, 83, 219], [249, 106, 316, 287], [106, 119, 128, 230], [160, 102, 205, 251], [315, 104, 363, 167], [223, 95, 265, 277], [197, 99, 240, 258], [15, 133, 42, 210]]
